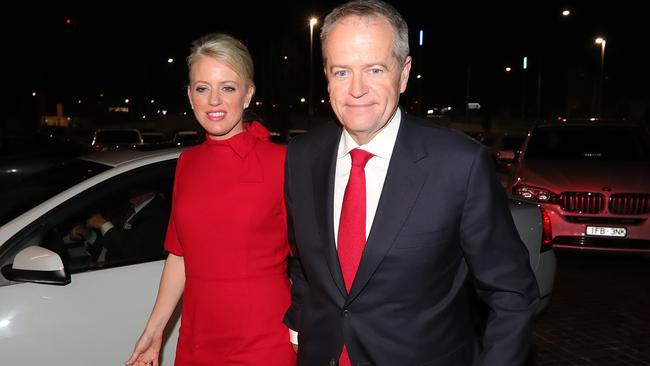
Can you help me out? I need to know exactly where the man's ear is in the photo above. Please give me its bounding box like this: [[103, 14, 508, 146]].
[[399, 56, 412, 93]]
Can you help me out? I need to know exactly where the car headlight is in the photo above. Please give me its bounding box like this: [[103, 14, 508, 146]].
[[512, 184, 559, 204]]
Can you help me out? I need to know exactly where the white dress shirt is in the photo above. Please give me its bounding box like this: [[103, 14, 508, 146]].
[[289, 109, 401, 345], [333, 110, 401, 245]]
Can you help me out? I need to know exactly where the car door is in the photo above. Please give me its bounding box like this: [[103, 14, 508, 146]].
[[0, 159, 180, 366]]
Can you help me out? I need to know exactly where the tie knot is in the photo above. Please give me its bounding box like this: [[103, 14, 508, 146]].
[[349, 148, 373, 168]]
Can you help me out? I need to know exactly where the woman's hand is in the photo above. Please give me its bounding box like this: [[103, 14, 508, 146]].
[[125, 329, 163, 366]]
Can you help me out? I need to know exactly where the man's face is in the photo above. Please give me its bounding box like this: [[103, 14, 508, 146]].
[[323, 15, 411, 145]]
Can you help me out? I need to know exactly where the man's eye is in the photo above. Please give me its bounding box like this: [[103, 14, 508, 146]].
[[370, 68, 383, 75], [334, 70, 348, 77]]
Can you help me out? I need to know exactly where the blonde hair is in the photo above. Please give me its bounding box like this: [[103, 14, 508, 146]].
[[186, 33, 254, 87]]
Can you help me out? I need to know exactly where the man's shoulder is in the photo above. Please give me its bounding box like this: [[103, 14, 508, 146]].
[[287, 122, 340, 154], [401, 115, 481, 152]]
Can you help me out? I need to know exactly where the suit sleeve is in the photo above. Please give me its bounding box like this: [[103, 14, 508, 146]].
[[100, 202, 168, 259], [459, 146, 540, 365], [283, 145, 308, 332]]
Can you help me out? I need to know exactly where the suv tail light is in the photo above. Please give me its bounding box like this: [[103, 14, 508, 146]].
[[540, 206, 553, 252]]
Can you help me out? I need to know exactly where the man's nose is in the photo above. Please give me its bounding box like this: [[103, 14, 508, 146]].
[[349, 74, 368, 98]]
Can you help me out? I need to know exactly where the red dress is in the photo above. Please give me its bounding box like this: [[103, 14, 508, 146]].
[[164, 122, 295, 366]]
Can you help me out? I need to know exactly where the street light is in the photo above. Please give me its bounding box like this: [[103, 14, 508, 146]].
[[595, 37, 606, 117], [308, 17, 318, 122]]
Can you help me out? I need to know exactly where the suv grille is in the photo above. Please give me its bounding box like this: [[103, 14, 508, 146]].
[[560, 192, 605, 213], [609, 193, 650, 215]]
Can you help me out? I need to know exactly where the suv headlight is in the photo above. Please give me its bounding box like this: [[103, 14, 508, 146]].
[[512, 184, 559, 204]]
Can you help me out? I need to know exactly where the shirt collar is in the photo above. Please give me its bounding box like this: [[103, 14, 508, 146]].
[[337, 107, 401, 160], [204, 121, 270, 158]]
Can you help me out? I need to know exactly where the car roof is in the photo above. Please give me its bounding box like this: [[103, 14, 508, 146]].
[[79, 146, 185, 167]]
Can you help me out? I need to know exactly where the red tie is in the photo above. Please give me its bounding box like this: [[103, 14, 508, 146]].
[[338, 148, 373, 366]]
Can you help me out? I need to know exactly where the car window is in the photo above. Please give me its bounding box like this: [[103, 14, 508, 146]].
[[0, 159, 177, 283], [173, 131, 202, 146], [0, 159, 111, 226], [142, 134, 167, 143], [523, 126, 650, 161]]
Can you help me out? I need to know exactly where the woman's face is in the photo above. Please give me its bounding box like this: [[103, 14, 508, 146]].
[[187, 56, 254, 140]]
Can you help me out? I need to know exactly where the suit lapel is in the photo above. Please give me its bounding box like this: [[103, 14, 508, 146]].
[[311, 127, 348, 299], [347, 116, 428, 303], [127, 195, 160, 226]]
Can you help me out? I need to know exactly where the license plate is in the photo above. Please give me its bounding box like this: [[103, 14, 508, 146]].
[[586, 226, 627, 237]]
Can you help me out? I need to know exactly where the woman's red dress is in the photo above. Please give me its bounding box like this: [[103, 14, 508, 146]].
[[165, 122, 295, 366]]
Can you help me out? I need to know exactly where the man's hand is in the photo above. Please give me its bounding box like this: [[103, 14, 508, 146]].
[[69, 224, 88, 240]]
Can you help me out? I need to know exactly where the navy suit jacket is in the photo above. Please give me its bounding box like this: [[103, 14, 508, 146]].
[[284, 113, 539, 366]]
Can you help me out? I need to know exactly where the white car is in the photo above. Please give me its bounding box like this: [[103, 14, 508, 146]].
[[505, 120, 650, 253], [0, 147, 555, 365], [508, 199, 556, 317], [0, 148, 183, 366]]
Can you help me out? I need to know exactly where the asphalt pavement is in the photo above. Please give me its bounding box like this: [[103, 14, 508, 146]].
[[528, 251, 650, 365]]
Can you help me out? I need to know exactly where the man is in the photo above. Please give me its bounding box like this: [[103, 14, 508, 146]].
[[283, 1, 540, 365], [73, 185, 169, 262]]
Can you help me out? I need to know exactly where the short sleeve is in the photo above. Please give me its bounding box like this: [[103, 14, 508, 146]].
[[164, 210, 183, 256], [164, 153, 185, 256]]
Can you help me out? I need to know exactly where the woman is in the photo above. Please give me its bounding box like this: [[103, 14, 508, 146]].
[[126, 33, 295, 366]]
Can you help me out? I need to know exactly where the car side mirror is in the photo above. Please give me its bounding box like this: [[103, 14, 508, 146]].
[[1, 246, 71, 285], [497, 149, 516, 161]]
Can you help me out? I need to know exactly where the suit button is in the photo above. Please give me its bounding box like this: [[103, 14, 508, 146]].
[[329, 359, 337, 366], [342, 309, 351, 318]]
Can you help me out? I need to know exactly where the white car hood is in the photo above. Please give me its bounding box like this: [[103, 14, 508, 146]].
[[514, 160, 650, 193]]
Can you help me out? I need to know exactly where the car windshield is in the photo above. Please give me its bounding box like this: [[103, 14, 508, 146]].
[[96, 130, 141, 143], [523, 125, 650, 161], [0, 159, 111, 226]]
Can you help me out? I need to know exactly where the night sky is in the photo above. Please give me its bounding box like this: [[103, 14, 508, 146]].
[[4, 0, 649, 127]]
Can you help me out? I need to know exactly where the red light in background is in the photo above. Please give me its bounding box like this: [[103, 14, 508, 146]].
[[66, 18, 71, 25]]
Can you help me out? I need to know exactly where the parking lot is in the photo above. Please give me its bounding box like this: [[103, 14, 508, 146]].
[[528, 251, 650, 365]]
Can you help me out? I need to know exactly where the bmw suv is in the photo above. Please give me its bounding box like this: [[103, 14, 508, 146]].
[[505, 119, 650, 253]]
